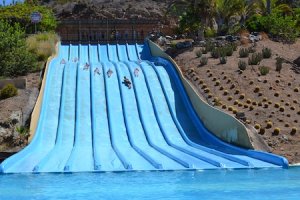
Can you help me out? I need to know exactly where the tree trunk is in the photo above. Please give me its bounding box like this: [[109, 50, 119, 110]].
[[266, 0, 271, 14]]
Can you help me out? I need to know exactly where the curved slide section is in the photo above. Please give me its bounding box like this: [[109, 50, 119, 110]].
[[0, 42, 288, 173]]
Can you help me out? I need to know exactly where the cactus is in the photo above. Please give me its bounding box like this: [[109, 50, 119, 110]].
[[279, 106, 285, 112], [196, 50, 202, 58], [238, 60, 247, 71], [291, 127, 297, 135], [248, 53, 263, 65], [262, 47, 272, 58], [266, 121, 273, 129], [200, 56, 208, 66], [239, 48, 249, 58], [273, 127, 280, 135], [254, 124, 261, 130], [276, 57, 283, 73], [259, 66, 270, 76], [220, 56, 227, 64]]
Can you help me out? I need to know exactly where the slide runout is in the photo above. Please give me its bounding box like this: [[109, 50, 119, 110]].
[[139, 63, 220, 169], [1, 48, 67, 173], [148, 62, 252, 168], [64, 44, 94, 172], [35, 45, 79, 172], [119, 44, 200, 169], [101, 62, 154, 170], [114, 62, 163, 169], [89, 44, 124, 171], [152, 56, 287, 168], [106, 44, 156, 170]]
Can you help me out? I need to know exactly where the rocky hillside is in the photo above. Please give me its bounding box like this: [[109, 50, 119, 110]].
[[42, 0, 172, 21]]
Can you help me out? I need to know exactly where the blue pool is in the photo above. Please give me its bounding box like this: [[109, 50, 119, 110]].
[[0, 167, 299, 200]]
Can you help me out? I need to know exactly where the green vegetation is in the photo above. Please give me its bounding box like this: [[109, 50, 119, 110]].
[[238, 60, 247, 70], [259, 66, 270, 75], [275, 56, 283, 72], [0, 3, 58, 78], [239, 48, 249, 58], [16, 126, 30, 137], [200, 56, 208, 66], [168, 0, 299, 42], [262, 47, 272, 58], [0, 2, 57, 34], [248, 52, 263, 65], [26, 32, 59, 66], [0, 84, 18, 100], [0, 20, 36, 77]]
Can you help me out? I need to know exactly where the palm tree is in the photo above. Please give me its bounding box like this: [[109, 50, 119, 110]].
[[167, 0, 217, 39]]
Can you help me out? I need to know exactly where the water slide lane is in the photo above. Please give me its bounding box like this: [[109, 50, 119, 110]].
[[64, 44, 94, 172], [0, 44, 68, 173], [35, 45, 78, 172], [89, 44, 124, 171], [103, 44, 154, 170]]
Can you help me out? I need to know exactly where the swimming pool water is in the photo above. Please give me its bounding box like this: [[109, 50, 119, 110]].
[[0, 167, 299, 200]]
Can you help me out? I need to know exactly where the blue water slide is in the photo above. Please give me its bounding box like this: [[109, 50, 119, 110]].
[[0, 44, 68, 173], [64, 44, 94, 172], [137, 42, 288, 168], [89, 44, 124, 171], [0, 42, 288, 173]]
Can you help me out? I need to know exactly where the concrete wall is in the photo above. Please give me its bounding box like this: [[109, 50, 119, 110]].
[[148, 40, 253, 149], [0, 79, 26, 90], [28, 44, 59, 142]]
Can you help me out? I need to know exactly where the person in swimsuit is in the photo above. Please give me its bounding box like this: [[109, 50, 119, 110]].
[[107, 68, 113, 77], [134, 68, 140, 77], [94, 67, 100, 76], [83, 62, 90, 70], [123, 76, 132, 89]]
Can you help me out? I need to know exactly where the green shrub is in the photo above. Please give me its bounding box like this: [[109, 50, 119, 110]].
[[16, 126, 30, 136], [239, 48, 249, 58], [248, 53, 263, 65], [0, 20, 36, 77], [26, 32, 59, 64], [0, 84, 18, 99], [238, 60, 247, 71], [276, 57, 284, 73], [195, 50, 202, 58], [200, 56, 208, 66], [205, 41, 215, 52], [259, 66, 270, 76], [262, 47, 272, 58], [211, 48, 221, 58], [223, 45, 233, 56], [220, 56, 227, 64], [204, 27, 216, 38], [0, 3, 57, 33]]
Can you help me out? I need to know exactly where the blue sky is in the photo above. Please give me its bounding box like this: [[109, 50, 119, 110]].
[[0, 0, 24, 6]]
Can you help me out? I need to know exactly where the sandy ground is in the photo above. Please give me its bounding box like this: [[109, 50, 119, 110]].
[[174, 39, 300, 164]]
